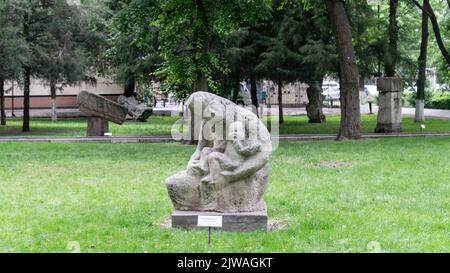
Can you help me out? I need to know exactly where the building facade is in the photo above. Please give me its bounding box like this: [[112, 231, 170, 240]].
[[3, 77, 123, 110], [264, 81, 309, 106]]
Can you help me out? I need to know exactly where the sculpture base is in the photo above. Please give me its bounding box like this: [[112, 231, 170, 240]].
[[171, 210, 267, 232], [87, 117, 109, 137]]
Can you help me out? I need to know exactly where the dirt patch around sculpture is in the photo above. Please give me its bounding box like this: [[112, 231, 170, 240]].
[[316, 161, 353, 169], [268, 218, 289, 231], [158, 218, 172, 229]]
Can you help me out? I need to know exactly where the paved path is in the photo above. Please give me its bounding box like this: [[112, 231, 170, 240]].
[[265, 105, 450, 119], [4, 108, 180, 118], [5, 105, 450, 119], [1, 132, 449, 143]]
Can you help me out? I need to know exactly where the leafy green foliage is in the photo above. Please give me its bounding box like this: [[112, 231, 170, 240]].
[[105, 0, 161, 90], [37, 1, 105, 91], [153, 0, 272, 99], [0, 1, 29, 81]]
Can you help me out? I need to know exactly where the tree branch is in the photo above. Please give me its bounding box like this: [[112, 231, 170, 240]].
[[410, 0, 432, 17], [411, 0, 450, 67]]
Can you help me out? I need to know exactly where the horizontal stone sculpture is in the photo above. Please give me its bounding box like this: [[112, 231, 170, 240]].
[[77, 91, 128, 136], [118, 95, 153, 121], [77, 91, 128, 125]]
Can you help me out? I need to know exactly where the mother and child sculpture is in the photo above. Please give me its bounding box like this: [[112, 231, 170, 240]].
[[166, 92, 272, 231]]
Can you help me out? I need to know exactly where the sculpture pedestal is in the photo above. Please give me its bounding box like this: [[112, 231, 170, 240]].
[[87, 117, 109, 137], [171, 210, 268, 232], [375, 77, 403, 133]]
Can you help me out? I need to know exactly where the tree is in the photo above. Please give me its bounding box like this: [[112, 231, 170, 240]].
[[18, 0, 57, 132], [253, 1, 306, 124], [0, 1, 28, 126], [385, 0, 399, 77], [11, 0, 103, 129], [412, 0, 450, 68], [106, 0, 161, 98], [415, 7, 429, 123], [298, 5, 337, 124], [325, 0, 361, 140], [38, 1, 104, 121], [224, 1, 337, 123], [153, 0, 271, 144], [222, 27, 259, 110], [153, 0, 271, 99]]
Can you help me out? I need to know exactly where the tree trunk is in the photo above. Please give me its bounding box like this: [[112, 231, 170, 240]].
[[23, 13, 30, 132], [424, 0, 450, 67], [0, 77, 5, 126], [50, 78, 57, 122], [23, 67, 31, 132], [412, 0, 450, 67], [277, 80, 284, 124], [385, 0, 398, 77], [415, 8, 428, 123], [193, 73, 208, 92], [306, 81, 326, 123], [250, 74, 259, 117], [124, 80, 136, 97], [325, 0, 361, 140]]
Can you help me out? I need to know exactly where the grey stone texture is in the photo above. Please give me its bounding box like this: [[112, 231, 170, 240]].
[[86, 117, 109, 137], [166, 92, 272, 218], [171, 210, 268, 232], [118, 95, 153, 121], [375, 77, 403, 133]]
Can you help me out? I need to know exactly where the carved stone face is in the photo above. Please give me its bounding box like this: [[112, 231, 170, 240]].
[[228, 121, 245, 141]]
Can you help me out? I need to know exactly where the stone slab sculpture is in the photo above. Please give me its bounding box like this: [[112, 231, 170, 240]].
[[166, 92, 272, 231], [118, 95, 153, 121], [375, 77, 403, 133], [77, 91, 128, 136]]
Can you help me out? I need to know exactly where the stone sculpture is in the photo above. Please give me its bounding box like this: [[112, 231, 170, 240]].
[[375, 77, 403, 133], [77, 91, 128, 136], [166, 92, 272, 231], [118, 95, 153, 121]]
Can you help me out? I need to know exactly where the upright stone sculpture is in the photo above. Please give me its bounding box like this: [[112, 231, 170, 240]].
[[166, 92, 272, 231], [375, 77, 403, 133], [118, 95, 153, 121], [77, 91, 128, 136]]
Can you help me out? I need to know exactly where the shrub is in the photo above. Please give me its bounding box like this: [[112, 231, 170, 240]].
[[404, 90, 450, 109], [427, 93, 450, 110]]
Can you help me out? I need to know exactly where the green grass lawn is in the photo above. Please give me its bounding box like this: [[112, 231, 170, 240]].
[[0, 138, 448, 252], [0, 116, 180, 137], [0, 114, 449, 137], [276, 115, 450, 135]]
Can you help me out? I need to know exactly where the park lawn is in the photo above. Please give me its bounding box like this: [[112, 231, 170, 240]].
[[274, 114, 450, 135], [0, 116, 180, 137], [0, 115, 450, 137], [0, 138, 448, 253]]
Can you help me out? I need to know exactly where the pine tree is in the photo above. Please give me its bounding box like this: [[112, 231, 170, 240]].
[[37, 1, 104, 121], [0, 1, 28, 126]]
